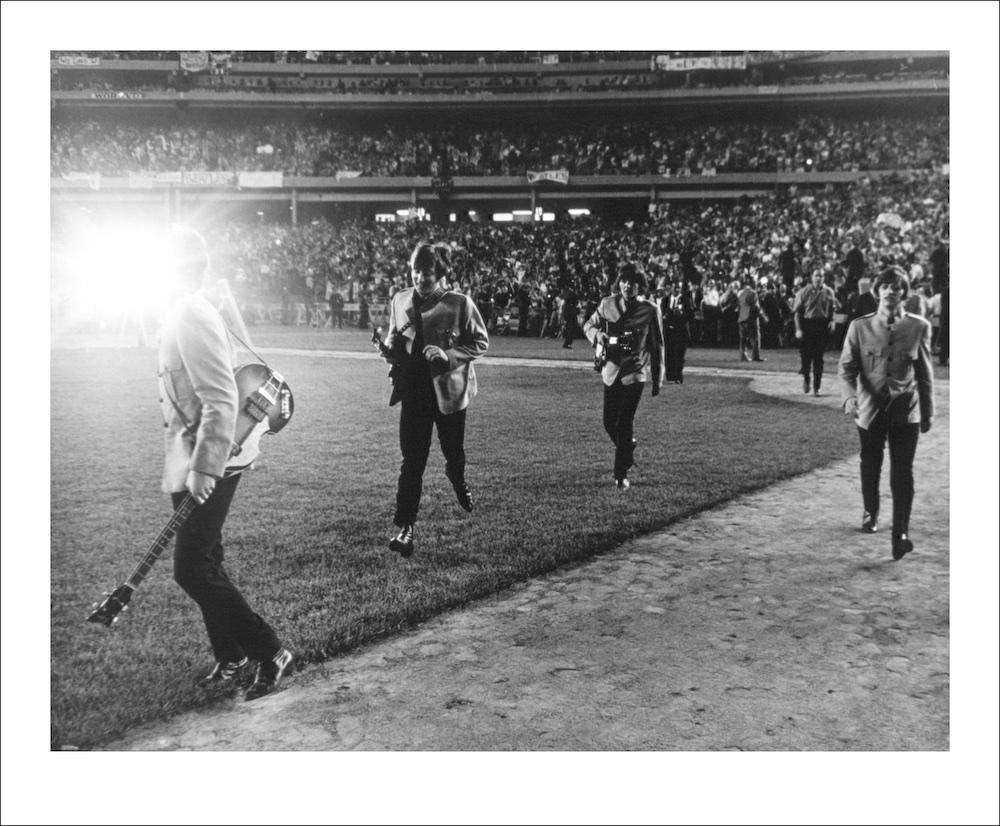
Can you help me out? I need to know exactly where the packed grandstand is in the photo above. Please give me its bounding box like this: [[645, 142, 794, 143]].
[[50, 48, 949, 358]]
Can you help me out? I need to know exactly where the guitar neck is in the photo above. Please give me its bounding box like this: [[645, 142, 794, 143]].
[[372, 330, 395, 360], [124, 494, 198, 590]]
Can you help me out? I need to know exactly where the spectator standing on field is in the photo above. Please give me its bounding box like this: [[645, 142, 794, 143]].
[[793, 269, 837, 396]]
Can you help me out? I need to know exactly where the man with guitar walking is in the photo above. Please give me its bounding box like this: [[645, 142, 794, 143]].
[[376, 241, 489, 558], [159, 228, 294, 700]]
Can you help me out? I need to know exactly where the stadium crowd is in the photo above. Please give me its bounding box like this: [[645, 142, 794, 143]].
[[51, 114, 949, 178], [198, 171, 946, 359]]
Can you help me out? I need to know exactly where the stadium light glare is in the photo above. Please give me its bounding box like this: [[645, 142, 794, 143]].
[[568, 208, 591, 217], [492, 213, 514, 222], [56, 224, 218, 326]]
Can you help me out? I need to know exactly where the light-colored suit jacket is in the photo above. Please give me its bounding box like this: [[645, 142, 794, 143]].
[[158, 291, 238, 493], [386, 286, 489, 414], [838, 311, 934, 430]]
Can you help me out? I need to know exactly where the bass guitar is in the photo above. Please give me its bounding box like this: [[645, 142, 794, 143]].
[[87, 363, 294, 627]]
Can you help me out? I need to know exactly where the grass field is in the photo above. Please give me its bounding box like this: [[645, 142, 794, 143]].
[[51, 331, 868, 748]]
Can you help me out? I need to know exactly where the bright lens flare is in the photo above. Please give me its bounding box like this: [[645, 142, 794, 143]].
[[55, 224, 192, 328]]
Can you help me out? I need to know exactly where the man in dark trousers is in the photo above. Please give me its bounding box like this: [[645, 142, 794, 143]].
[[158, 228, 293, 700], [737, 279, 766, 362], [839, 267, 934, 560], [328, 287, 345, 328], [584, 264, 665, 490], [381, 241, 489, 558], [661, 280, 692, 383], [929, 238, 949, 366], [792, 269, 837, 396], [560, 281, 580, 349]]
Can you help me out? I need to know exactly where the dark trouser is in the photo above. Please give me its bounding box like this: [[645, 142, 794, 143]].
[[603, 378, 644, 479], [562, 316, 578, 346], [739, 318, 760, 360], [172, 474, 280, 665], [938, 287, 949, 365], [857, 418, 920, 536], [799, 319, 829, 389], [394, 382, 467, 526], [701, 305, 720, 343], [665, 326, 687, 381]]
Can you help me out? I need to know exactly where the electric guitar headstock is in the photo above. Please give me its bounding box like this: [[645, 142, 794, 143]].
[[87, 584, 133, 627]]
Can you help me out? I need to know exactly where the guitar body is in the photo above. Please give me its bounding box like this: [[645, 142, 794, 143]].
[[87, 362, 293, 627], [226, 363, 294, 472]]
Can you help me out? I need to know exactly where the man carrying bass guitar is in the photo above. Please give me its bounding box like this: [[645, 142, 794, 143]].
[[378, 241, 489, 558], [158, 227, 294, 700]]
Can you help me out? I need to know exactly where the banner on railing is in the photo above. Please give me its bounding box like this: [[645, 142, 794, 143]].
[[182, 170, 235, 187], [527, 169, 569, 185], [179, 51, 210, 72], [238, 171, 284, 188], [57, 55, 101, 67], [335, 170, 363, 180], [656, 54, 747, 72], [128, 171, 182, 187], [61, 172, 101, 190], [746, 51, 826, 65], [542, 54, 559, 65]]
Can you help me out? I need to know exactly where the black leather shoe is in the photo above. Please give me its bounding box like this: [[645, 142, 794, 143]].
[[196, 657, 251, 690], [453, 482, 473, 513], [389, 524, 415, 558], [861, 512, 878, 533], [245, 648, 294, 701], [615, 476, 630, 491], [892, 534, 914, 561]]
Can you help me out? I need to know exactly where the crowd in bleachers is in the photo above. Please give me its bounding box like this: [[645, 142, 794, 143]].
[[51, 114, 949, 178], [202, 172, 947, 347], [50, 51, 741, 66]]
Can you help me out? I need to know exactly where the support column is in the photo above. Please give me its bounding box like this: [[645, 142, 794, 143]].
[[290, 188, 298, 226]]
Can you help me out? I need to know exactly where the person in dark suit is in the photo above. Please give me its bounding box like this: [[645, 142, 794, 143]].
[[583, 264, 665, 490], [158, 228, 293, 700], [661, 280, 692, 383], [382, 241, 490, 558], [839, 267, 934, 561], [560, 282, 580, 349]]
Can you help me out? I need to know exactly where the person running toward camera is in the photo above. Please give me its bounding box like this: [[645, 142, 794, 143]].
[[381, 241, 489, 558], [838, 266, 934, 561], [158, 227, 294, 700], [584, 263, 665, 490]]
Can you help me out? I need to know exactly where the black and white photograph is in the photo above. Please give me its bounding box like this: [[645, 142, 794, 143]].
[[2, 1, 998, 824]]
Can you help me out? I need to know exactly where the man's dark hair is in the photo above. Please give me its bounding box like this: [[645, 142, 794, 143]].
[[617, 263, 646, 292], [410, 241, 450, 279], [873, 266, 910, 298]]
